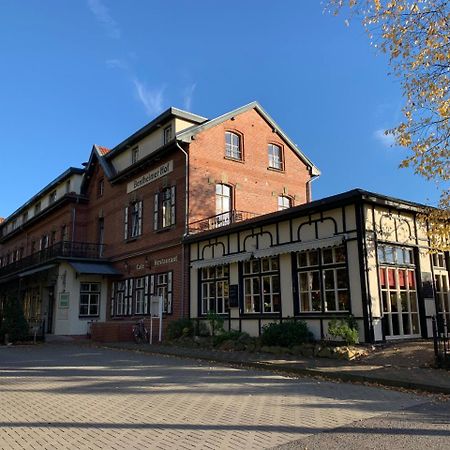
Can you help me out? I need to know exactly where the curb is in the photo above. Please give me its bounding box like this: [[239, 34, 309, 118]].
[[93, 343, 450, 395]]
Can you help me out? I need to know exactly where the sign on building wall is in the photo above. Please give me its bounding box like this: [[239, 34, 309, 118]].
[[59, 292, 70, 309], [127, 160, 174, 193]]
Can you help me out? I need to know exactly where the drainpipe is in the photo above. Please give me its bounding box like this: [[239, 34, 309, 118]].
[[306, 171, 320, 203], [176, 142, 189, 318]]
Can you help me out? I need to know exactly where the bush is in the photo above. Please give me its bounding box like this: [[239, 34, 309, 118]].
[[206, 311, 224, 337], [166, 318, 194, 340], [261, 320, 313, 348], [213, 330, 249, 347], [0, 297, 29, 343], [328, 316, 359, 345]]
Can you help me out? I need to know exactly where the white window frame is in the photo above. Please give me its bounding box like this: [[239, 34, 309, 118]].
[[79, 282, 101, 317], [268, 144, 283, 170], [277, 195, 291, 211], [164, 125, 173, 144], [124, 201, 143, 240], [154, 187, 176, 230], [225, 131, 242, 160], [131, 146, 139, 164]]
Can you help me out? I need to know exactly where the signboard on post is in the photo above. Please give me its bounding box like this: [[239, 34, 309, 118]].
[[149, 295, 163, 344]]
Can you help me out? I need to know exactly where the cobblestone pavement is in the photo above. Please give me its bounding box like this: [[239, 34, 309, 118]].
[[0, 344, 426, 450]]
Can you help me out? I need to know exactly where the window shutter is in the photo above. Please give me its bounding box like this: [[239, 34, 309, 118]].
[[110, 282, 115, 317], [128, 278, 134, 315], [124, 279, 129, 315], [153, 193, 159, 230], [144, 275, 149, 315], [150, 274, 155, 294], [138, 201, 143, 235], [124, 206, 129, 240], [170, 186, 176, 225], [167, 272, 173, 314]]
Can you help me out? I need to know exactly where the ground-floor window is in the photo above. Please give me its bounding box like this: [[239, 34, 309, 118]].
[[435, 272, 450, 332], [201, 265, 229, 314], [243, 256, 280, 313], [111, 272, 173, 317], [296, 245, 349, 313], [378, 244, 420, 337], [22, 287, 42, 321], [79, 283, 100, 317]]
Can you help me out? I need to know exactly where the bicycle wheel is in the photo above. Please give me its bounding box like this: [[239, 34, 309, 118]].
[[132, 326, 142, 344]]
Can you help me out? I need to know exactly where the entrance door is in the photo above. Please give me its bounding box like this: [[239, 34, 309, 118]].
[[380, 267, 420, 337], [47, 287, 55, 334]]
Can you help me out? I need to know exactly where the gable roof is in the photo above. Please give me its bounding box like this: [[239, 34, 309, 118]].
[[104, 107, 207, 161], [176, 101, 321, 177], [0, 167, 85, 225]]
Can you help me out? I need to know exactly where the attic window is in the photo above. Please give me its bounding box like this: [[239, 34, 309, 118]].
[[97, 178, 104, 198], [65, 180, 71, 194], [49, 191, 57, 204], [164, 125, 173, 144], [34, 202, 41, 215], [131, 147, 140, 164]]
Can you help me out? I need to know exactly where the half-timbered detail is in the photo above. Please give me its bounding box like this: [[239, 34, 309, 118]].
[[187, 190, 449, 343]]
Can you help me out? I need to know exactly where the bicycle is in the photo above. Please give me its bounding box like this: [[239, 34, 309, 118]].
[[132, 319, 150, 343]]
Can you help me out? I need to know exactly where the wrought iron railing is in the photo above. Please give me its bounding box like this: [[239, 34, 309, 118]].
[[188, 210, 258, 234], [0, 241, 106, 277], [432, 315, 450, 369]]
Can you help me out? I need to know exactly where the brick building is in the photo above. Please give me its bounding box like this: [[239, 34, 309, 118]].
[[0, 102, 319, 340]]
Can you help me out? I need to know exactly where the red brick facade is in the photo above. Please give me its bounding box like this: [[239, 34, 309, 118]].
[[0, 103, 317, 341]]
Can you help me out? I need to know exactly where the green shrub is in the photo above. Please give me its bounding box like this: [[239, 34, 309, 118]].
[[195, 320, 210, 337], [0, 297, 29, 343], [206, 311, 224, 337], [328, 316, 359, 345], [213, 330, 249, 347], [166, 318, 194, 340], [261, 320, 313, 348]]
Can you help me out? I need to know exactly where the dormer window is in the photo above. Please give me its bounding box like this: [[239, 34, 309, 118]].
[[164, 125, 173, 144], [131, 147, 139, 164], [49, 191, 57, 204], [225, 132, 242, 160], [34, 202, 41, 215]]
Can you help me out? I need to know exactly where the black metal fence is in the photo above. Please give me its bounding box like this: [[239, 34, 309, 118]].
[[0, 241, 106, 277], [189, 210, 258, 234], [432, 315, 450, 369]]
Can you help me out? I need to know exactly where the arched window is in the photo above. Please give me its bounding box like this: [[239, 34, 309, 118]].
[[268, 144, 283, 170], [225, 132, 242, 160]]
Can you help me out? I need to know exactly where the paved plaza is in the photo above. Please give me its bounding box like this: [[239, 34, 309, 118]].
[[0, 344, 443, 449]]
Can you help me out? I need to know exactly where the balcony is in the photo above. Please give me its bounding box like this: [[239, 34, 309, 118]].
[[0, 241, 106, 278], [188, 210, 258, 234]]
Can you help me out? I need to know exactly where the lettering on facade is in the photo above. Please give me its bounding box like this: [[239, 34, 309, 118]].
[[127, 160, 174, 193], [136, 263, 145, 270], [154, 256, 178, 267]]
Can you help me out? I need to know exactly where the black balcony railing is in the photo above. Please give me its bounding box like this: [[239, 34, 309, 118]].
[[188, 210, 258, 234], [0, 241, 106, 278]]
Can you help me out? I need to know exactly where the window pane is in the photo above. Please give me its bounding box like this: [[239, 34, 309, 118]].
[[298, 252, 307, 267], [325, 291, 336, 311], [335, 246, 346, 263], [322, 248, 333, 265], [311, 272, 320, 291], [324, 270, 335, 290], [301, 292, 310, 311], [338, 291, 349, 311], [336, 269, 348, 289], [299, 272, 308, 292], [311, 292, 321, 311], [309, 251, 319, 266]]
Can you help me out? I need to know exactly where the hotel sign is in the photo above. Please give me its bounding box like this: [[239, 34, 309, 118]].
[[127, 160, 173, 193]]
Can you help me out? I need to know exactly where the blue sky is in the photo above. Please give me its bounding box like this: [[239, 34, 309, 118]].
[[0, 0, 442, 218]]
